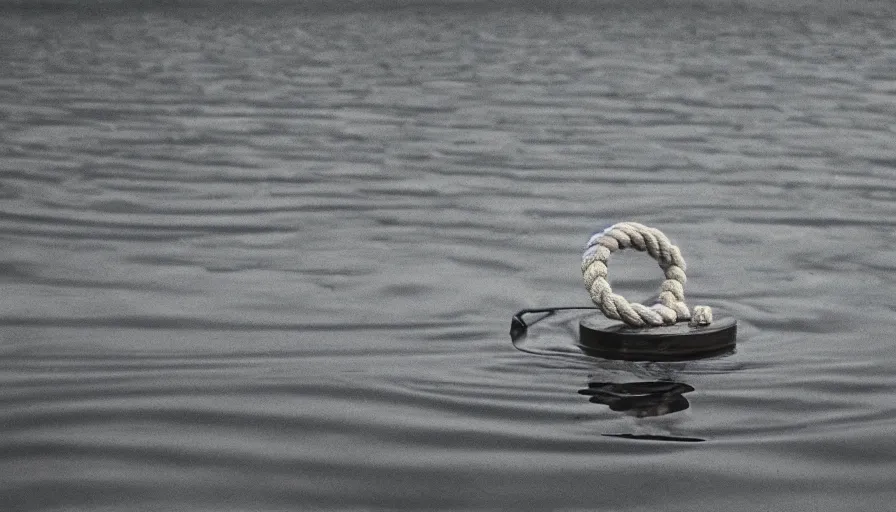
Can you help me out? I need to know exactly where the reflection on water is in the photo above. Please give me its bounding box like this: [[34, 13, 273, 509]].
[[580, 381, 696, 418], [582, 380, 706, 441], [603, 433, 705, 442]]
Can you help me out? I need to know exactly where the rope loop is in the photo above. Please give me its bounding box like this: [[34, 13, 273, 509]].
[[582, 222, 712, 328]]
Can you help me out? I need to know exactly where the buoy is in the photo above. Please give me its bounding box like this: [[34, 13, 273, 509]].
[[578, 221, 737, 361], [579, 315, 737, 361]]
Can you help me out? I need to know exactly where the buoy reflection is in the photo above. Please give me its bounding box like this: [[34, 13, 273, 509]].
[[578, 381, 695, 418]]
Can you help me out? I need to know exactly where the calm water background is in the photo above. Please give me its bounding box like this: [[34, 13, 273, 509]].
[[2, 1, 896, 510]]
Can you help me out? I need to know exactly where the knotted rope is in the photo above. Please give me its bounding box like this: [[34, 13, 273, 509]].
[[582, 222, 712, 328]]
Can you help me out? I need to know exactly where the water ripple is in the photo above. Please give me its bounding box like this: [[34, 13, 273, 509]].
[[1, 3, 895, 511]]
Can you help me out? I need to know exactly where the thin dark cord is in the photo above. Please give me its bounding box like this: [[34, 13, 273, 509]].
[[509, 306, 597, 342]]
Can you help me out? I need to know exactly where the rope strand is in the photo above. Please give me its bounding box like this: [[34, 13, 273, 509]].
[[582, 222, 712, 328]]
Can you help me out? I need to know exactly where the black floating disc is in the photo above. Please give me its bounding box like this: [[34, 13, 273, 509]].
[[579, 315, 737, 361]]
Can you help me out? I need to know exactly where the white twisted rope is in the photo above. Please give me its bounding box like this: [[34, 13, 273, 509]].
[[582, 222, 712, 328]]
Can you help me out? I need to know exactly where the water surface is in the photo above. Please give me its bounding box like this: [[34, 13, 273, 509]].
[[1, 2, 895, 510]]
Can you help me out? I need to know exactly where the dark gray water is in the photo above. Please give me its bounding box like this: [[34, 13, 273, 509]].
[[2, 2, 895, 510]]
